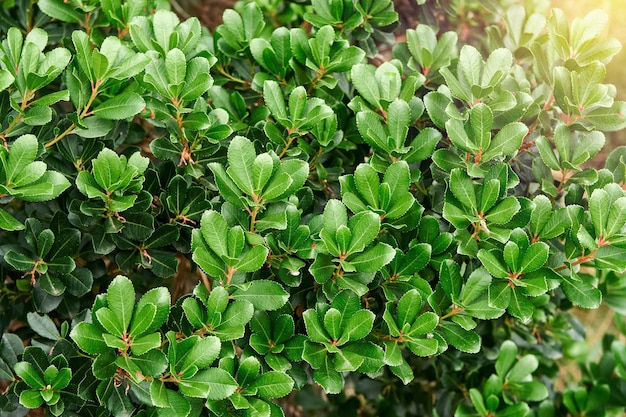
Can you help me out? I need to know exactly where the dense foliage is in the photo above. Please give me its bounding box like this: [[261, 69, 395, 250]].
[[1, 0, 626, 416]]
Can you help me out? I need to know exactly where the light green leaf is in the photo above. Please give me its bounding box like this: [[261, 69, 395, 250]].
[[439, 322, 480, 353], [446, 119, 476, 153], [14, 362, 44, 389], [354, 164, 379, 208], [180, 336, 221, 374], [0, 209, 25, 231], [561, 273, 602, 309], [69, 322, 108, 354], [449, 169, 477, 212], [200, 210, 229, 259], [249, 371, 294, 399], [264, 80, 288, 122], [130, 333, 161, 356], [201, 368, 239, 401], [408, 312, 438, 336], [349, 243, 395, 273], [6, 135, 38, 183], [232, 280, 288, 311], [347, 210, 380, 254], [303, 310, 330, 343], [396, 289, 421, 327], [227, 136, 256, 196], [351, 64, 380, 108], [165, 48, 186, 87], [470, 103, 493, 151], [107, 275, 135, 333], [478, 249, 509, 278], [508, 288, 534, 323], [589, 189, 609, 237], [38, 0, 81, 23], [345, 309, 375, 342], [235, 245, 268, 272], [519, 242, 549, 273], [483, 122, 527, 161], [486, 197, 520, 224], [93, 91, 145, 120]]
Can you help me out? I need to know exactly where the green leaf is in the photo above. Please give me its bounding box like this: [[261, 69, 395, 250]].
[[406, 338, 438, 357], [349, 243, 395, 273], [351, 64, 380, 108], [26, 312, 60, 340], [424, 91, 451, 129], [387, 99, 410, 149], [14, 361, 44, 389], [446, 119, 475, 153], [253, 153, 274, 195], [202, 368, 239, 401], [607, 197, 626, 237], [232, 280, 289, 310], [324, 308, 342, 341], [235, 245, 268, 272], [519, 242, 549, 273], [508, 288, 534, 323], [165, 48, 186, 88], [561, 273, 602, 309], [449, 169, 477, 212], [69, 322, 108, 354], [37, 0, 81, 23], [487, 197, 520, 224], [347, 211, 380, 254], [303, 310, 330, 343], [396, 289, 421, 327], [345, 309, 375, 342], [93, 91, 145, 120], [314, 356, 343, 394], [354, 164, 379, 208], [208, 162, 245, 209], [440, 260, 462, 301], [130, 333, 161, 356], [22, 106, 52, 126], [507, 354, 538, 381], [264, 80, 287, 122], [496, 340, 518, 378], [323, 199, 348, 235], [535, 136, 560, 170], [408, 312, 438, 336], [0, 209, 25, 231], [107, 275, 135, 333], [129, 303, 156, 339], [200, 210, 229, 259], [92, 148, 121, 191], [19, 390, 43, 409], [478, 249, 509, 278], [249, 372, 294, 399], [96, 307, 124, 337], [0, 69, 14, 92], [589, 189, 610, 237], [439, 322, 480, 353], [180, 336, 221, 374], [6, 134, 38, 183], [227, 136, 257, 196], [470, 103, 493, 150], [483, 122, 527, 160]]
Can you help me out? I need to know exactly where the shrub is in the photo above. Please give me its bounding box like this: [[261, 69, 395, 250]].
[[1, 0, 626, 416]]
